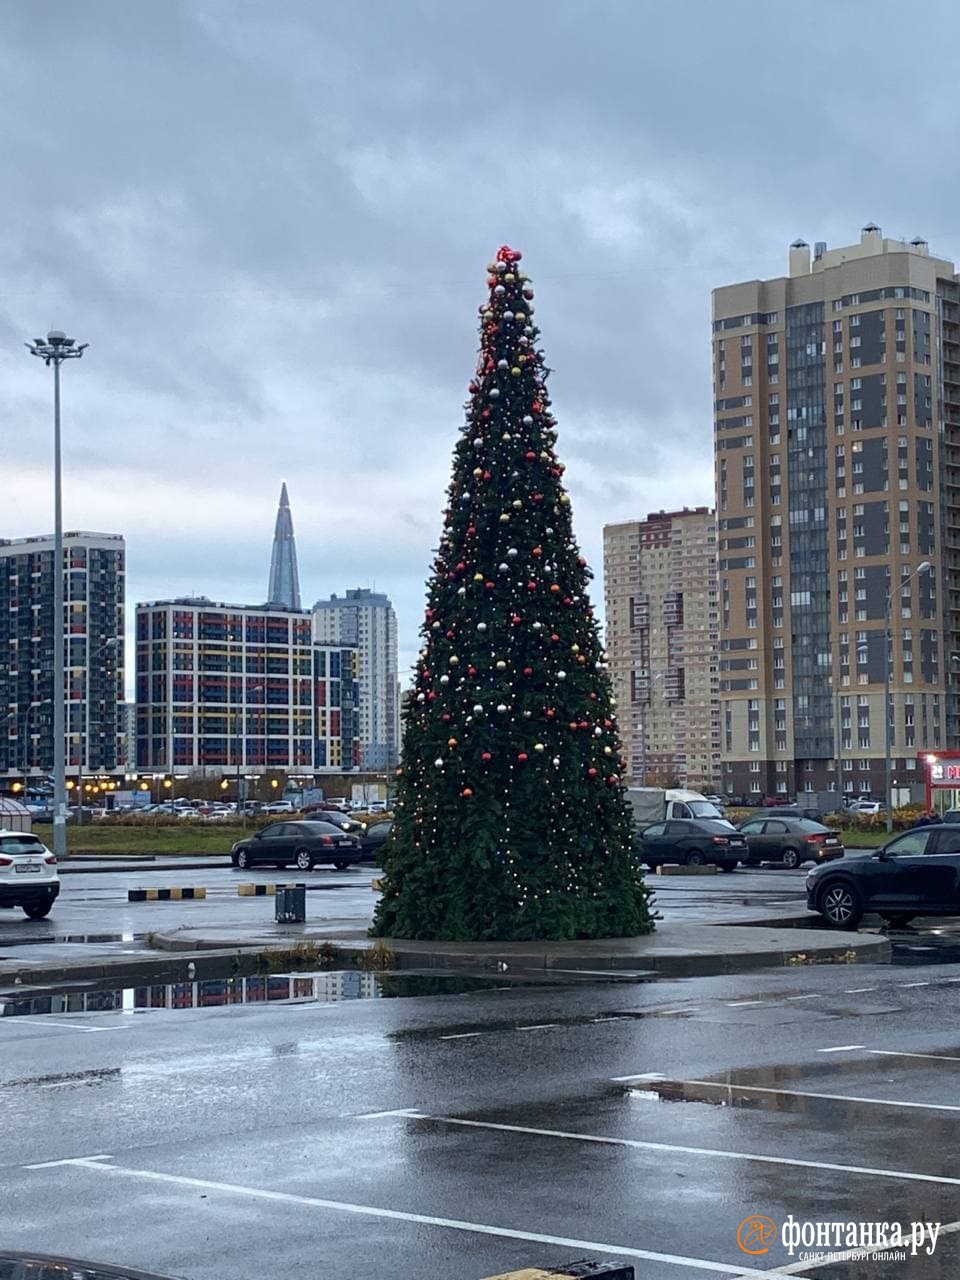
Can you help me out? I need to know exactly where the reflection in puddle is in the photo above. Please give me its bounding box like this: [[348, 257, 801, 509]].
[[0, 969, 535, 1017]]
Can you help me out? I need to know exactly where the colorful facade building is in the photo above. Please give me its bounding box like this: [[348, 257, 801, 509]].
[[135, 598, 359, 776]]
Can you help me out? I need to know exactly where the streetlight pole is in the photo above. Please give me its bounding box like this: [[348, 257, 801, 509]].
[[27, 331, 88, 861], [884, 560, 932, 833]]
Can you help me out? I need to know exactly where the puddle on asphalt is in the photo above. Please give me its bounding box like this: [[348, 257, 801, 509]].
[[0, 968, 567, 1017], [0, 932, 137, 948]]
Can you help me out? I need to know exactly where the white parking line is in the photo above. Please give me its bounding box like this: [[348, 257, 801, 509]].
[[439, 1032, 483, 1040], [517, 1024, 560, 1031], [784, 993, 820, 1001], [409, 1113, 960, 1186], [9, 1020, 131, 1033], [625, 1077, 960, 1115], [817, 1044, 865, 1053], [868, 1048, 960, 1063], [900, 981, 932, 988], [24, 1154, 751, 1276], [843, 987, 877, 993], [726, 1000, 765, 1007], [354, 1108, 420, 1120]]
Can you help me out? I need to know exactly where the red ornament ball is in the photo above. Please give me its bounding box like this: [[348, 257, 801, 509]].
[[525, 450, 536, 461], [481, 752, 492, 763], [517, 752, 528, 763], [485, 581, 495, 591], [523, 667, 533, 677], [587, 767, 598, 778], [462, 787, 474, 798], [467, 665, 478, 677]]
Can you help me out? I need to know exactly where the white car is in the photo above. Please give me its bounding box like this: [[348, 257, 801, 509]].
[[849, 799, 882, 814], [0, 829, 60, 920], [262, 800, 296, 814]]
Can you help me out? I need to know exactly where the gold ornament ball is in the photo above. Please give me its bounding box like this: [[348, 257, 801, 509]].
[[512, 499, 522, 509], [500, 513, 511, 523], [496, 660, 507, 670], [473, 572, 484, 582], [449, 656, 460, 665]]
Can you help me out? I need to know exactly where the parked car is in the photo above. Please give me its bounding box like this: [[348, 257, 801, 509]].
[[634, 818, 746, 871], [230, 820, 361, 871], [736, 815, 844, 870], [311, 810, 364, 836], [0, 829, 60, 919], [848, 799, 883, 815], [943, 810, 960, 824], [368, 800, 388, 813], [761, 795, 795, 807], [807, 823, 960, 928], [261, 800, 297, 815], [359, 819, 393, 862], [320, 800, 351, 814]]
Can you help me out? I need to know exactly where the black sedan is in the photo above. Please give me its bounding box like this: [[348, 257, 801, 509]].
[[736, 815, 844, 869], [635, 818, 745, 871], [359, 819, 393, 862], [807, 823, 960, 928], [231, 820, 361, 872]]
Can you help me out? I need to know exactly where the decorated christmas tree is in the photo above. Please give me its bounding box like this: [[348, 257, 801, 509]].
[[372, 246, 653, 942]]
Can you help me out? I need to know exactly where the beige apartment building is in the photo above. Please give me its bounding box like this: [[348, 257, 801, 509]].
[[713, 225, 960, 803], [603, 508, 721, 790]]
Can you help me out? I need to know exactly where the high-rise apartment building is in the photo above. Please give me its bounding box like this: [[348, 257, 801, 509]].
[[713, 226, 960, 802], [604, 509, 720, 790], [312, 589, 400, 771], [135, 598, 359, 776], [0, 531, 125, 781]]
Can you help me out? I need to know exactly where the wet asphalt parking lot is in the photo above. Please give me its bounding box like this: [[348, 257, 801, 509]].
[[3, 864, 960, 1279]]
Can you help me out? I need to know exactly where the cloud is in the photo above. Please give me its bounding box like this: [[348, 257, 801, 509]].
[[3, 0, 960, 695]]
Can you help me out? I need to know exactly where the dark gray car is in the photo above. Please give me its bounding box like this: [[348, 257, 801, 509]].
[[231, 820, 361, 871]]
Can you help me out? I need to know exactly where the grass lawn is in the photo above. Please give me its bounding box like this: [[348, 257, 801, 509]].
[[839, 828, 890, 848], [31, 822, 239, 856]]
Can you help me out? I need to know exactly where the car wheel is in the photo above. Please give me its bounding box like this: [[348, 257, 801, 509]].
[[236, 848, 251, 870], [719, 862, 738, 873], [22, 900, 53, 920], [333, 860, 352, 871], [684, 849, 705, 867], [781, 847, 801, 870], [819, 881, 863, 929], [294, 847, 314, 871], [230, 852, 239, 867]]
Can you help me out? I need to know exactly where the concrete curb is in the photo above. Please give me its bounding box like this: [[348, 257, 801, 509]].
[[59, 859, 233, 875], [145, 923, 892, 978]]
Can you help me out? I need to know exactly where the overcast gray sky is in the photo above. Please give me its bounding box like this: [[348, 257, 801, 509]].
[[3, 0, 959, 688]]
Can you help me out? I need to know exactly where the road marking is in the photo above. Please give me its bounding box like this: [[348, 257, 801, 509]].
[[726, 1000, 765, 1007], [867, 1048, 960, 1063], [409, 1113, 960, 1186], [844, 987, 877, 993], [611, 1072, 667, 1083], [25, 1154, 113, 1170], [10, 1020, 132, 1034], [25, 1154, 751, 1275], [784, 994, 820, 1001], [517, 1024, 559, 1031], [439, 1032, 483, 1040], [354, 1108, 420, 1120], [817, 1044, 865, 1053], [900, 981, 932, 988], [626, 1077, 960, 1115]]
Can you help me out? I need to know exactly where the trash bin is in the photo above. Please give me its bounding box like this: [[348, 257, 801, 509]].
[[275, 883, 306, 924]]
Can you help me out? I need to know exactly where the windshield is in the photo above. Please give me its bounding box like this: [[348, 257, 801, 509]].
[[688, 801, 725, 819]]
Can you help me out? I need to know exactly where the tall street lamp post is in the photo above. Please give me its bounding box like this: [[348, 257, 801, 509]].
[[884, 560, 932, 833], [26, 331, 88, 860]]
